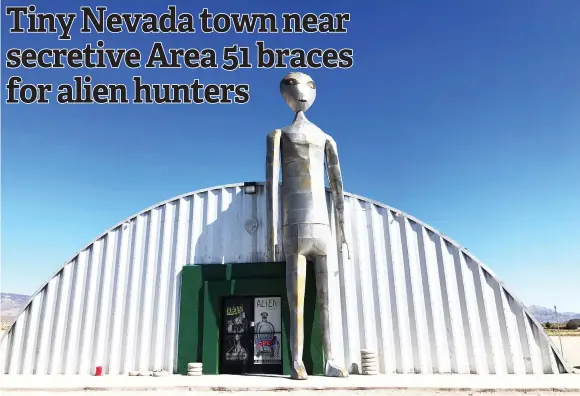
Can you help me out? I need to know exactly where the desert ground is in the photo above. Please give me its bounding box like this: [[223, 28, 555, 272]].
[[2, 390, 580, 396]]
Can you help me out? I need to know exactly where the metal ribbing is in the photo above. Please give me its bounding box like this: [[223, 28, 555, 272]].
[[1, 183, 571, 375]]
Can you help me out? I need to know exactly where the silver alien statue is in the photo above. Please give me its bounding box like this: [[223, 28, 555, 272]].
[[266, 72, 349, 380]]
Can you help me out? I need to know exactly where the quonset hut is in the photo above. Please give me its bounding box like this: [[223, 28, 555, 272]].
[[0, 182, 572, 376]]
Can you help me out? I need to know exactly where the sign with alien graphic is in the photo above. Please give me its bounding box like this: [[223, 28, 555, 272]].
[[223, 297, 252, 362], [253, 297, 282, 365]]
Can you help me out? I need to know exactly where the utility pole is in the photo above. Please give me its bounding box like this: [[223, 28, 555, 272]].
[[554, 306, 564, 359]]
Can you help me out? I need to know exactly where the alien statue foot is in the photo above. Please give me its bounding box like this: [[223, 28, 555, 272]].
[[324, 360, 349, 377], [290, 360, 308, 380]]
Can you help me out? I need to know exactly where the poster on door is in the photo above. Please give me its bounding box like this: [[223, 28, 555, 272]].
[[223, 297, 251, 362], [253, 296, 282, 365]]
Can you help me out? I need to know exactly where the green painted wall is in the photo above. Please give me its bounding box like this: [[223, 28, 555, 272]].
[[177, 262, 323, 376]]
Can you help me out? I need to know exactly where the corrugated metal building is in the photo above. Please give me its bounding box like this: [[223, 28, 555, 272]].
[[0, 182, 571, 375]]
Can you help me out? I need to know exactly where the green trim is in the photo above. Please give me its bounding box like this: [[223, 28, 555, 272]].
[[176, 266, 204, 369], [202, 280, 228, 374], [177, 263, 323, 376]]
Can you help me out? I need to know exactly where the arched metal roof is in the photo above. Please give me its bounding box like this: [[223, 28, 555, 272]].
[[0, 182, 571, 375]]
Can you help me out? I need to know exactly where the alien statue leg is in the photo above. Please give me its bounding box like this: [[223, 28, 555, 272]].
[[314, 254, 349, 377], [286, 253, 308, 380]]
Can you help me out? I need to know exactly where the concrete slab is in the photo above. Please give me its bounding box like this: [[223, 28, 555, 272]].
[[1, 373, 579, 393]]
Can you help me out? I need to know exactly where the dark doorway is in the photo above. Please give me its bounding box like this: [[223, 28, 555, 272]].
[[220, 296, 283, 375]]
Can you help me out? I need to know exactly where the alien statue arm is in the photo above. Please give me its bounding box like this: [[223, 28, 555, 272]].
[[325, 135, 350, 258], [266, 129, 282, 260]]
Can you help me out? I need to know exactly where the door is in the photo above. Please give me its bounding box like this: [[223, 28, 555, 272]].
[[220, 296, 283, 374]]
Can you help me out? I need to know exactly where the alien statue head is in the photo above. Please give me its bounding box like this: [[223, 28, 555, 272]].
[[280, 72, 316, 113]]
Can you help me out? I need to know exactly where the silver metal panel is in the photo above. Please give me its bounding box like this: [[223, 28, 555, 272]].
[[0, 183, 571, 375]]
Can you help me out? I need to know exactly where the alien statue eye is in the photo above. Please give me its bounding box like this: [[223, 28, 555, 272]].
[[307, 81, 316, 89], [283, 78, 299, 86]]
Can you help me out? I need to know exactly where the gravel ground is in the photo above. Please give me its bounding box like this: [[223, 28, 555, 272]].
[[3, 390, 580, 396]]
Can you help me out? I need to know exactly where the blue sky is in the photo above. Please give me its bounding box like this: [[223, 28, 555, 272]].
[[2, 0, 579, 312]]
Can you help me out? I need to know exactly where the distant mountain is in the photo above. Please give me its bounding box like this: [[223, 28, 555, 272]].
[[527, 305, 580, 323], [1, 293, 30, 322]]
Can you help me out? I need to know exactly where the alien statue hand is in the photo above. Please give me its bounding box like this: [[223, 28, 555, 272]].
[[343, 242, 351, 260], [338, 230, 351, 259]]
